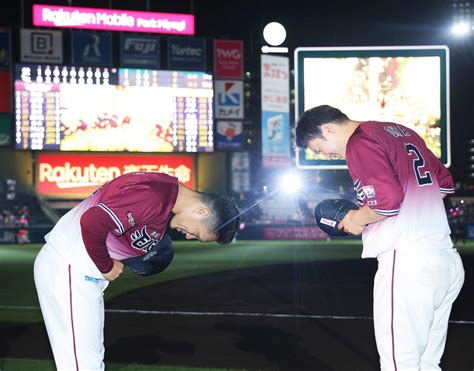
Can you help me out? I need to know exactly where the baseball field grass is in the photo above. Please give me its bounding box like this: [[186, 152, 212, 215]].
[[0, 240, 364, 323], [1, 240, 473, 370]]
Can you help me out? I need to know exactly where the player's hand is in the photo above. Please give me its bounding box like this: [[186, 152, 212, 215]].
[[103, 259, 124, 281], [338, 210, 365, 235]]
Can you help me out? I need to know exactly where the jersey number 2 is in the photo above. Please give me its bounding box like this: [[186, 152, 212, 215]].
[[405, 143, 433, 186]]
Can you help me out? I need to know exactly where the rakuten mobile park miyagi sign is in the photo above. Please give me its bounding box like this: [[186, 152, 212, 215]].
[[33, 4, 195, 35]]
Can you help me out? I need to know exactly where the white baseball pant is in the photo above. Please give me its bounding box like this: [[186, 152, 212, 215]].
[[374, 247, 464, 371], [34, 243, 109, 371]]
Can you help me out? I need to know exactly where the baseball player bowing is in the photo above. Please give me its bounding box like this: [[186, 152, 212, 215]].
[[34, 171, 240, 370], [296, 105, 464, 371]]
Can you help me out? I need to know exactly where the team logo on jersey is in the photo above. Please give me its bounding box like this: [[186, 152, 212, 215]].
[[130, 226, 160, 252], [362, 185, 376, 198], [367, 200, 377, 206], [127, 212, 135, 227]]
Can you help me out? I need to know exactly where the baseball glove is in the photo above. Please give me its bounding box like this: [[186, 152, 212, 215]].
[[314, 199, 358, 237], [121, 234, 174, 276]]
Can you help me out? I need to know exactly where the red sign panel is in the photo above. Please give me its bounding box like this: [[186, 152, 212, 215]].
[[37, 153, 194, 196], [263, 226, 327, 240], [0, 71, 11, 113], [214, 39, 244, 79]]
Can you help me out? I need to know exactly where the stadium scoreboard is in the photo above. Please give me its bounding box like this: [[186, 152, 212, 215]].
[[15, 64, 214, 152]]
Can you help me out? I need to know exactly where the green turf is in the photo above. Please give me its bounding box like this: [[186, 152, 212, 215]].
[[1, 240, 472, 371], [0, 240, 365, 321], [1, 240, 473, 323], [0, 357, 239, 371]]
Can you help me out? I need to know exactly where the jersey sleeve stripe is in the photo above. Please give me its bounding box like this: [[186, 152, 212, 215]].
[[98, 203, 124, 234], [440, 188, 455, 194], [353, 179, 361, 190], [373, 208, 400, 216]]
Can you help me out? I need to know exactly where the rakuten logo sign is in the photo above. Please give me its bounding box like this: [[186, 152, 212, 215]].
[[39, 163, 120, 185], [37, 153, 194, 196], [33, 4, 195, 35]]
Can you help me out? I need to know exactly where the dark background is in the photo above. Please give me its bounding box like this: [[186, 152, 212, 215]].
[[1, 0, 472, 184]]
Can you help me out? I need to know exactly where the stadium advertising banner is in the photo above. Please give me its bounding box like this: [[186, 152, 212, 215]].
[[0, 28, 10, 69], [37, 153, 194, 197], [263, 226, 327, 240], [71, 31, 112, 65], [20, 29, 63, 63], [14, 64, 214, 152], [215, 80, 244, 119], [230, 152, 250, 192], [261, 54, 291, 168], [0, 114, 11, 145], [214, 40, 243, 79], [168, 38, 206, 71], [295, 46, 450, 169], [120, 34, 161, 68], [32, 4, 195, 35], [216, 120, 243, 150], [0, 71, 11, 112]]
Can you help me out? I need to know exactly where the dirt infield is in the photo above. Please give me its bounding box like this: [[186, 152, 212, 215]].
[[2, 256, 474, 370]]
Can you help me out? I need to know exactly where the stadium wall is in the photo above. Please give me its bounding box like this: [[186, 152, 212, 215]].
[[0, 149, 33, 193]]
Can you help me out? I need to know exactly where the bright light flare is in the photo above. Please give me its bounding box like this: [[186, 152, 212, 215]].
[[278, 172, 303, 193], [451, 22, 471, 36]]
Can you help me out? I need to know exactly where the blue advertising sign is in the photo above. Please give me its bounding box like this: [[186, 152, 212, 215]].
[[0, 28, 10, 69], [261, 111, 291, 168], [71, 31, 112, 66], [216, 120, 243, 150], [168, 38, 206, 71], [260, 55, 290, 168], [120, 34, 160, 68], [215, 80, 244, 119]]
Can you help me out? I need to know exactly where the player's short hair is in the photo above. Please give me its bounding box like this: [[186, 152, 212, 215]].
[[198, 193, 240, 244], [295, 105, 349, 148]]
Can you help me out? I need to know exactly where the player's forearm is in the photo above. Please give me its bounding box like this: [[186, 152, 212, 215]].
[[353, 204, 387, 226], [80, 206, 115, 274]]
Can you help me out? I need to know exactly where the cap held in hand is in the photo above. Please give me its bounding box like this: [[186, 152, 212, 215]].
[[314, 199, 358, 237]]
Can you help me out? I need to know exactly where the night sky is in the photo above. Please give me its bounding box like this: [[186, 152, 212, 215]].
[[1, 0, 472, 183]]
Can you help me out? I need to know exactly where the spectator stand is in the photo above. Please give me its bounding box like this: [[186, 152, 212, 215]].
[[0, 179, 55, 244]]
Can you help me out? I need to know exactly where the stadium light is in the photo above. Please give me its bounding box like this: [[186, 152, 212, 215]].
[[263, 22, 287, 46], [278, 171, 303, 193], [451, 21, 471, 36], [451, 0, 473, 36], [262, 22, 288, 54]]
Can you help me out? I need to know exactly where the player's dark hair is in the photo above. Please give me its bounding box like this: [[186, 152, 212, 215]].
[[198, 193, 240, 244], [295, 105, 349, 148]]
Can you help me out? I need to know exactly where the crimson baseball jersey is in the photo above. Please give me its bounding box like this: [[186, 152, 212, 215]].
[[346, 122, 454, 258], [45, 172, 179, 272]]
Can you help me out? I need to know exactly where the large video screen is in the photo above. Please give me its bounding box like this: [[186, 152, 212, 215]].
[[14, 64, 214, 152], [295, 46, 450, 169]]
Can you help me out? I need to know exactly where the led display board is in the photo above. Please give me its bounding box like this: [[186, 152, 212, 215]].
[[295, 46, 450, 168], [15, 64, 214, 152]]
